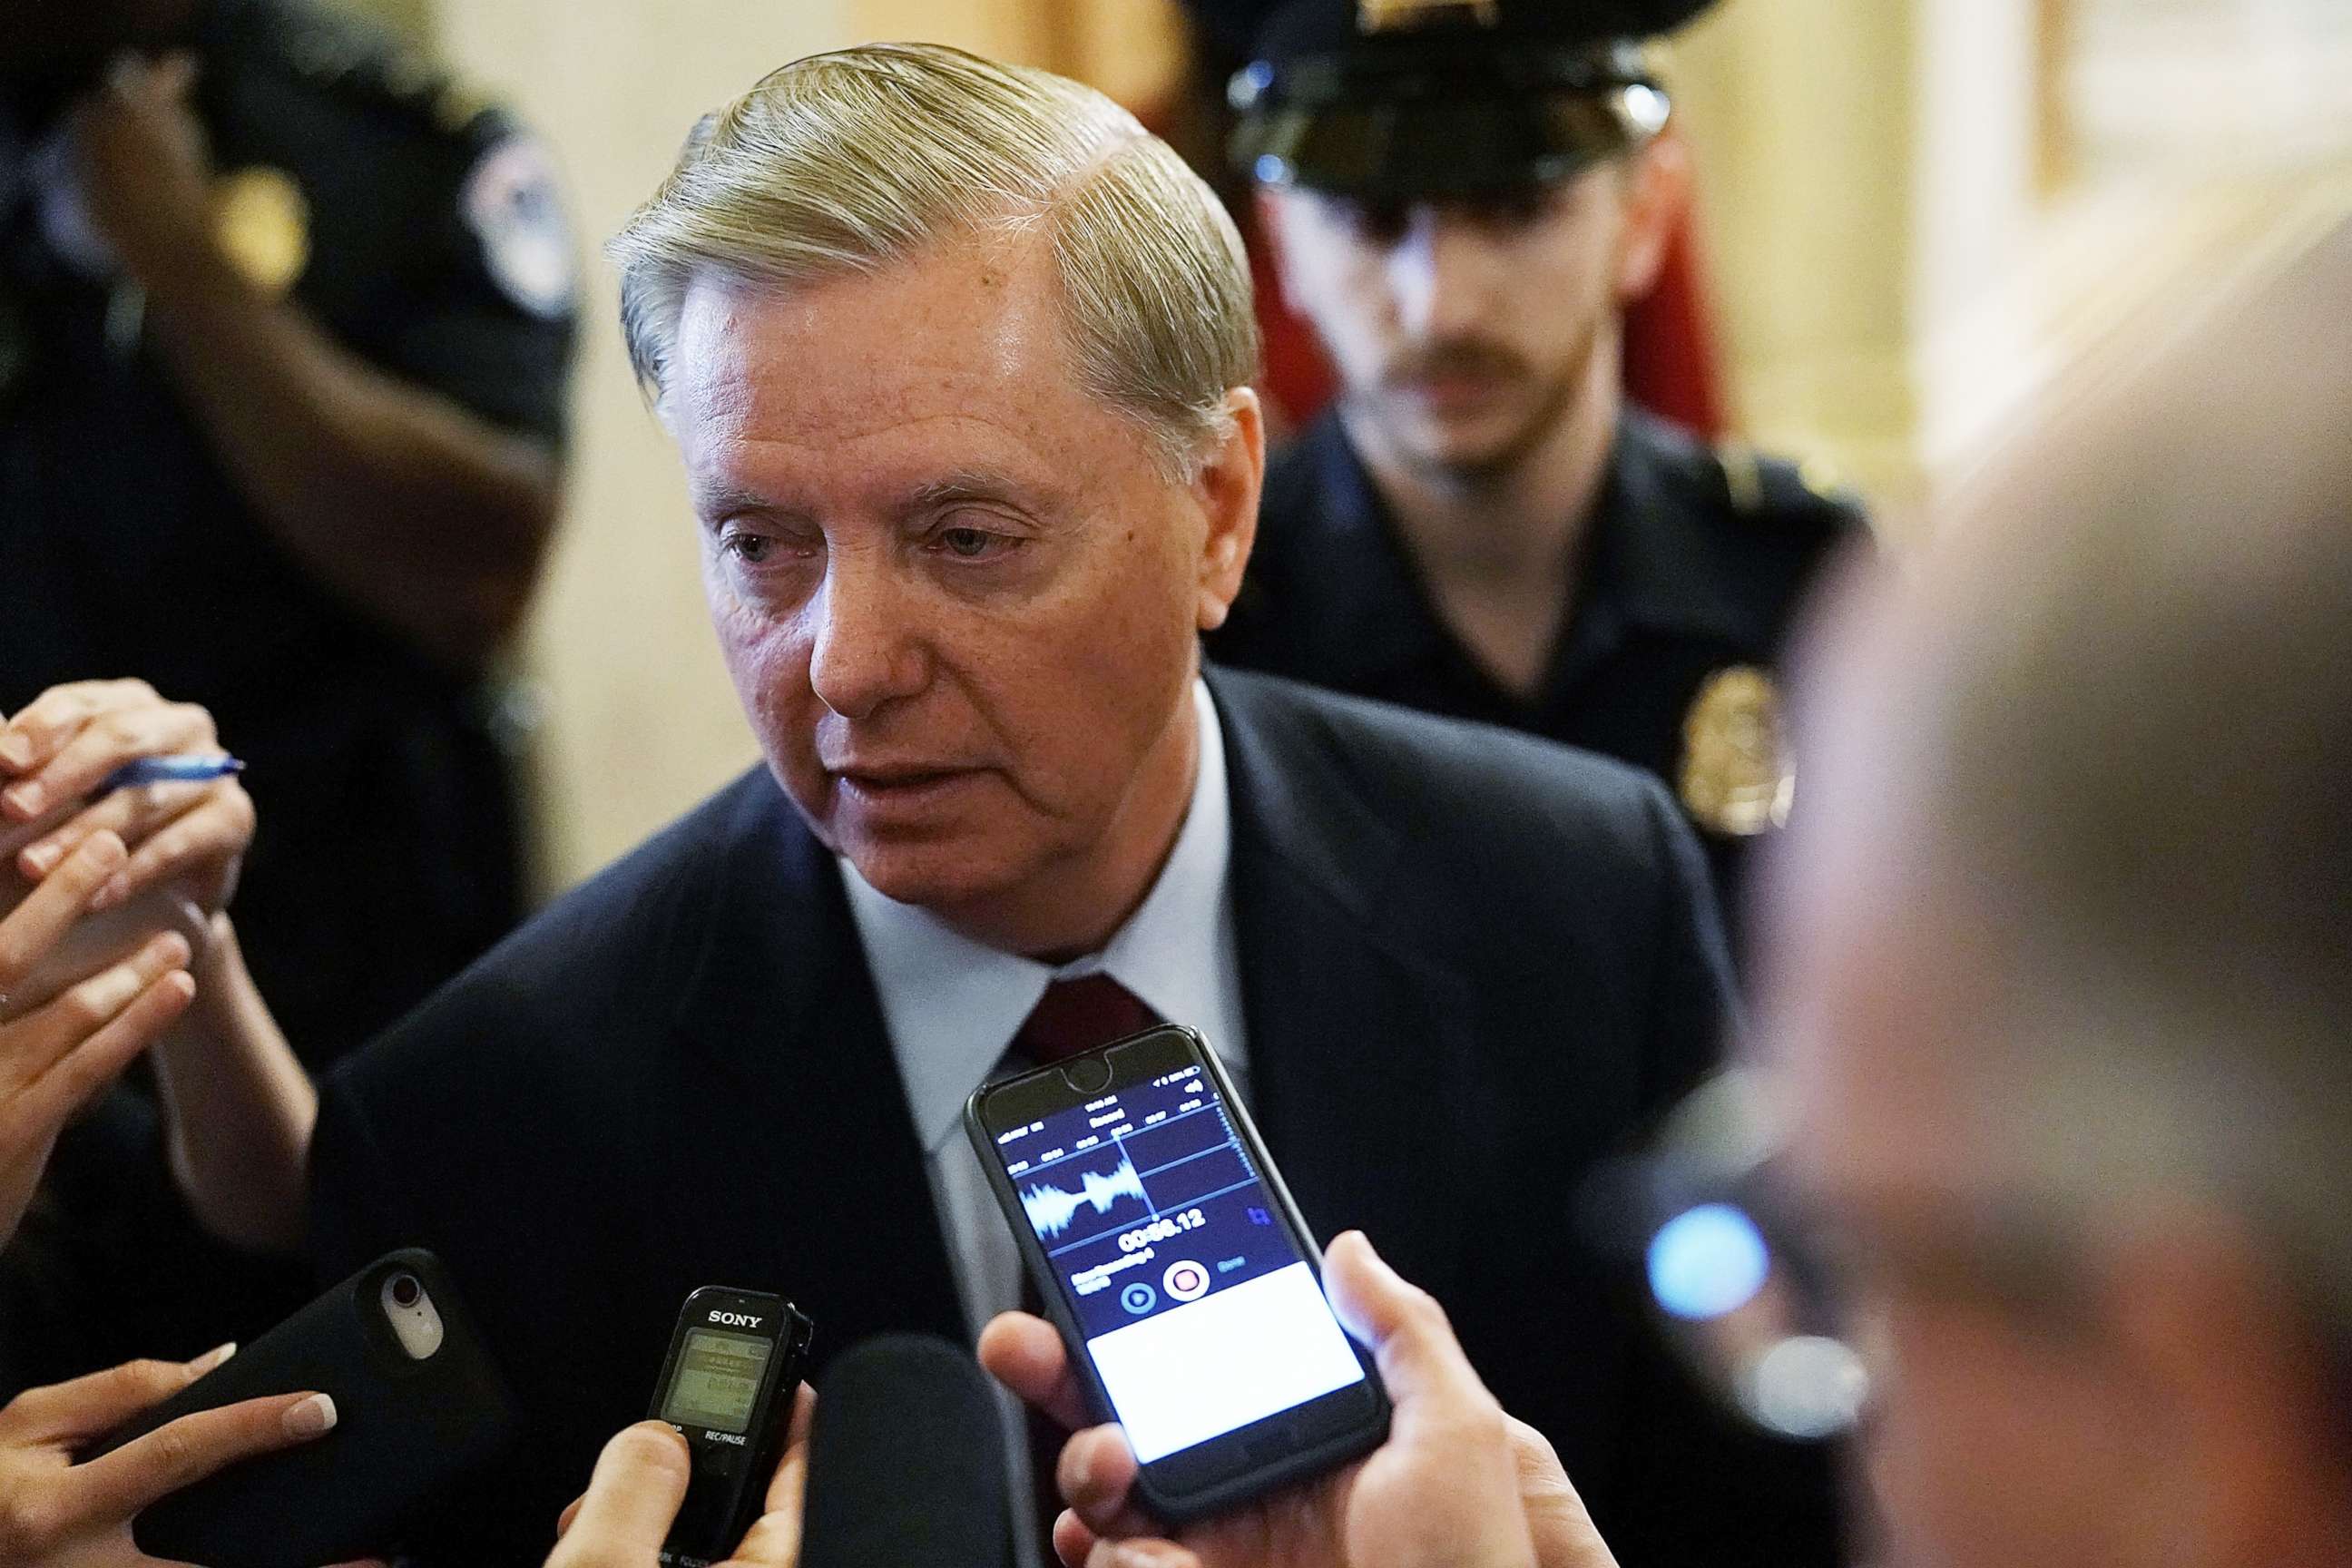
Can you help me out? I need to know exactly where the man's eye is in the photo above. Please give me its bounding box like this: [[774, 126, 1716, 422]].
[[936, 526, 1016, 561], [722, 532, 775, 564]]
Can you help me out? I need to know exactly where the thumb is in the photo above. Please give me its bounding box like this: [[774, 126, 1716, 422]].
[[547, 1422, 692, 1566], [1321, 1231, 1490, 1411]]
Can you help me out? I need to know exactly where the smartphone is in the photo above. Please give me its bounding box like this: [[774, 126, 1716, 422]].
[[91, 1249, 516, 1568], [647, 1287, 816, 1567], [965, 1024, 1388, 1523]]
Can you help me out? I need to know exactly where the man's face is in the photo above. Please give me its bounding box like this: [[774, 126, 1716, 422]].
[[665, 239, 1249, 939], [1260, 163, 1633, 475], [1757, 611, 2171, 1568]]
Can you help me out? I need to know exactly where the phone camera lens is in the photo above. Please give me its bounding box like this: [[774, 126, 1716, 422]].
[[389, 1273, 422, 1308]]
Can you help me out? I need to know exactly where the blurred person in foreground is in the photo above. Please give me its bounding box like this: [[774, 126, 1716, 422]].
[[982, 212, 2352, 1568], [1, 0, 575, 1390], [142, 41, 1758, 1566], [1205, 0, 1867, 938]]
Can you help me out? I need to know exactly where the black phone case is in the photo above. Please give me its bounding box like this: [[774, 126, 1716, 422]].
[[964, 1024, 1390, 1524], [91, 1248, 517, 1568]]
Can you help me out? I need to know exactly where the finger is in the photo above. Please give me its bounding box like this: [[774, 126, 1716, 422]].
[[1321, 1231, 1492, 1414], [0, 681, 155, 777], [1054, 1508, 1102, 1568], [546, 1422, 691, 1565], [1, 1344, 232, 1446], [9, 970, 196, 1135], [2, 929, 191, 1091], [0, 682, 164, 797], [1058, 1426, 1156, 1541], [1084, 1539, 1201, 1568], [68, 1390, 335, 1526], [152, 52, 201, 102], [1504, 1416, 1621, 1568], [0, 832, 127, 991], [5, 701, 216, 823], [762, 1384, 814, 1510], [977, 1310, 1089, 1433], [15, 783, 209, 879], [118, 786, 254, 900]]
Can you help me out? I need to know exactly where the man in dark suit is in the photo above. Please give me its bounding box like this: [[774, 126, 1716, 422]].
[[166, 41, 1830, 1567]]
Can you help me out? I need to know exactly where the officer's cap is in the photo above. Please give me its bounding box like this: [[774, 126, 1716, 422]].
[[1220, 0, 1717, 201]]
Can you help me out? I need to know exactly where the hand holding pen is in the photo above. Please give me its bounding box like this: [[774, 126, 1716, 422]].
[[0, 681, 254, 918]]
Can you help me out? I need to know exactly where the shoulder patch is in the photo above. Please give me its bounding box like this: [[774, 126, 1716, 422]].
[[462, 134, 576, 320]]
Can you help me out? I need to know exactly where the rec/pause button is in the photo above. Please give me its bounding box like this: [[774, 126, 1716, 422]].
[[1120, 1282, 1158, 1315], [1162, 1259, 1210, 1302]]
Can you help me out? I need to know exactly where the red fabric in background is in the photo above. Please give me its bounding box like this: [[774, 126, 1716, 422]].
[[1246, 197, 1730, 443]]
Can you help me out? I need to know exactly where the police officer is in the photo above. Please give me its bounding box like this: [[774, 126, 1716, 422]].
[[1, 0, 573, 1385], [1207, 0, 1867, 942]]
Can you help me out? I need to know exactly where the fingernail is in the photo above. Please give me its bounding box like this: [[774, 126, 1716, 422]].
[[90, 872, 130, 911], [2, 782, 41, 818], [284, 1393, 337, 1438], [192, 1341, 236, 1374], [0, 734, 29, 769], [20, 842, 60, 876]]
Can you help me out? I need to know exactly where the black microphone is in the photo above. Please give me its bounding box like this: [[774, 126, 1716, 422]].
[[799, 1334, 1013, 1568]]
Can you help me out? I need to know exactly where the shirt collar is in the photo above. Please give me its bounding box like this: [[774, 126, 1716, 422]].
[[842, 680, 1236, 1153]]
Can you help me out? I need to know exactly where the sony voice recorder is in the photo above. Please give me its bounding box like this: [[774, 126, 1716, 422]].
[[647, 1287, 816, 1567]]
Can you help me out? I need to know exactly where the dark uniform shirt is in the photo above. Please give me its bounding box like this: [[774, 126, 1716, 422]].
[[0, 0, 574, 1060], [0, 0, 574, 1388], [1211, 406, 1867, 945]]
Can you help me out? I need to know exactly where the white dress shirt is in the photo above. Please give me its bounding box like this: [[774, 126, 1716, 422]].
[[840, 679, 1250, 1566]]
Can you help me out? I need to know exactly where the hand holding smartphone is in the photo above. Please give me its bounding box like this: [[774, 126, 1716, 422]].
[[90, 1249, 516, 1568], [966, 1024, 1389, 1524]]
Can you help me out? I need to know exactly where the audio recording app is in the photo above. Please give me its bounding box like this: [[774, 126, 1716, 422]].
[[988, 1054, 1367, 1464]]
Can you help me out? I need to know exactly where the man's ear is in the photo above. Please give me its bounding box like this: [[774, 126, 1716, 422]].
[[1614, 131, 1693, 307], [1192, 387, 1265, 632]]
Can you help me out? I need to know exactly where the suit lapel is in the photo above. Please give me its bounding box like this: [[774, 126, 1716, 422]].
[[1212, 673, 1496, 1306], [656, 772, 967, 1351]]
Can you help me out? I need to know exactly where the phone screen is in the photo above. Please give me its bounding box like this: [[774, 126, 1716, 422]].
[[983, 1044, 1368, 1465], [660, 1327, 774, 1435]]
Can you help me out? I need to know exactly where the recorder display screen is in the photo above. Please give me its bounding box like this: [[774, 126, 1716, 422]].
[[661, 1328, 773, 1435], [986, 1054, 1367, 1464]]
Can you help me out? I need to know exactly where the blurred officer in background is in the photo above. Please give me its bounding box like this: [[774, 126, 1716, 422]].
[[1206, 0, 1866, 935], [0, 0, 575, 1389]]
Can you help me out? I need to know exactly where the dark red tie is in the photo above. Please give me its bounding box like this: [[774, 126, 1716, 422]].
[[1010, 975, 1159, 1554], [1012, 973, 1158, 1065]]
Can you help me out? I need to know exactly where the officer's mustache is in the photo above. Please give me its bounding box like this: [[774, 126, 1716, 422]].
[[1384, 339, 1532, 389]]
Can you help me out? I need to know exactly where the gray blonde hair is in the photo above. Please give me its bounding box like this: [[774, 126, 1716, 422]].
[[607, 42, 1261, 477]]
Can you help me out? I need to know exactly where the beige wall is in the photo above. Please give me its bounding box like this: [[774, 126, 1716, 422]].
[[438, 4, 874, 890]]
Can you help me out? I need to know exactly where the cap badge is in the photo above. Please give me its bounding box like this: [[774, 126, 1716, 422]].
[[1357, 0, 1501, 33], [212, 167, 310, 298], [1678, 666, 1795, 838]]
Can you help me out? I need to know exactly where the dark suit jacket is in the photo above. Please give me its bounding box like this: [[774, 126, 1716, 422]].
[[311, 668, 1842, 1564]]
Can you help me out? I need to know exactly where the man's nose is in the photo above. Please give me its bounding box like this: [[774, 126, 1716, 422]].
[[1391, 210, 1501, 342], [806, 553, 928, 720]]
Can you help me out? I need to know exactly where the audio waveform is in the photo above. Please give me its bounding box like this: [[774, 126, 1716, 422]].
[[1022, 1157, 1147, 1239]]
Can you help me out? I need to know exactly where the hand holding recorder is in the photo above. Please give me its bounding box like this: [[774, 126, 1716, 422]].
[[546, 1405, 813, 1568], [980, 1231, 1618, 1568]]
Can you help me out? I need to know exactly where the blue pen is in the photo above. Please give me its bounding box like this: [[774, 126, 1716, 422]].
[[100, 755, 246, 793]]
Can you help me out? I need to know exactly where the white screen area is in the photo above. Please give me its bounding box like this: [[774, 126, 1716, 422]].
[[1085, 1262, 1367, 1463]]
